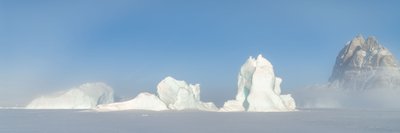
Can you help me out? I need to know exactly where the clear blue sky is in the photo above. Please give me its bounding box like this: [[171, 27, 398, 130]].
[[0, 0, 399, 106]]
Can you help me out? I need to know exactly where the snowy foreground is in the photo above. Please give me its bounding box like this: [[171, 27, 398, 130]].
[[0, 109, 399, 133]]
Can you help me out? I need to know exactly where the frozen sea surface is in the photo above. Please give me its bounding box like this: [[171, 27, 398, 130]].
[[0, 109, 399, 133]]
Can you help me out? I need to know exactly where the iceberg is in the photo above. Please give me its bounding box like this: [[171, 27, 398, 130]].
[[26, 83, 114, 109], [96, 92, 168, 111], [157, 77, 218, 111], [97, 77, 218, 112], [221, 55, 296, 112]]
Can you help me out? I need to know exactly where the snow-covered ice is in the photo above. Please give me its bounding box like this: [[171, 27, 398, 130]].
[[26, 83, 114, 109], [1, 109, 399, 133], [221, 55, 296, 112]]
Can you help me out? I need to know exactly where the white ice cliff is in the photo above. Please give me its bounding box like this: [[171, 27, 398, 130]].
[[26, 83, 114, 109], [221, 55, 296, 112], [97, 77, 218, 111], [329, 35, 400, 90]]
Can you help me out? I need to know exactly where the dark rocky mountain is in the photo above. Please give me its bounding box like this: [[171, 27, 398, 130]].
[[329, 35, 400, 90]]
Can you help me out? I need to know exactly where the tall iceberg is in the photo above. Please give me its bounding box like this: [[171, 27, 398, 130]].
[[26, 83, 114, 109], [221, 55, 296, 112]]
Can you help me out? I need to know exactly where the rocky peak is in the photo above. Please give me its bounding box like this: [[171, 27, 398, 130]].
[[329, 35, 400, 90]]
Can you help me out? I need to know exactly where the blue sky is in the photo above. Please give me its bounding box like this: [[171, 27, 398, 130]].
[[0, 0, 399, 106]]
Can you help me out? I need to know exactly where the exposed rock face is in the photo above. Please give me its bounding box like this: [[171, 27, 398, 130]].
[[329, 35, 400, 90]]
